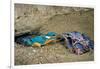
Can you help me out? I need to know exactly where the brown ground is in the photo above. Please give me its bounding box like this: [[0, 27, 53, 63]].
[[15, 8, 94, 65]]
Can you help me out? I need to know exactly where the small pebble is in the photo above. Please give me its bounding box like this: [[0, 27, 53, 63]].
[[32, 49, 36, 52]]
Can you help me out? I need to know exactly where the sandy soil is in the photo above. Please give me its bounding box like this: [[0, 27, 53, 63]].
[[15, 6, 94, 65]]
